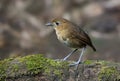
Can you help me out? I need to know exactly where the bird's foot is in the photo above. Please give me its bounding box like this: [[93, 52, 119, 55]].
[[63, 57, 67, 61], [69, 61, 82, 67]]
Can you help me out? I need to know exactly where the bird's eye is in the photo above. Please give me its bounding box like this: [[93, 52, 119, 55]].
[[55, 22, 60, 26]]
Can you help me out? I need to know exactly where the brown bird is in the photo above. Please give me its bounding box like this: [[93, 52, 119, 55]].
[[46, 18, 96, 66]]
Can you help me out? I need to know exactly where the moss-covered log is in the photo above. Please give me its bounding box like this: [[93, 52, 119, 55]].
[[0, 54, 120, 81]]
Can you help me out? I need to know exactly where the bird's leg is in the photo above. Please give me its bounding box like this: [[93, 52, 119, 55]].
[[70, 48, 86, 66], [63, 49, 78, 61], [76, 48, 85, 64]]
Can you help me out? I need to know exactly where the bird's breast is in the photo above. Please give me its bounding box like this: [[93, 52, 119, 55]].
[[55, 30, 69, 45]]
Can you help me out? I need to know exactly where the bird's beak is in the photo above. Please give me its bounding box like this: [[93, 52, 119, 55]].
[[45, 22, 53, 26]]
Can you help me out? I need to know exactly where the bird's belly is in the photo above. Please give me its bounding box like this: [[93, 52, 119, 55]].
[[57, 35, 68, 45], [57, 35, 85, 48], [68, 39, 85, 48], [56, 30, 86, 48]]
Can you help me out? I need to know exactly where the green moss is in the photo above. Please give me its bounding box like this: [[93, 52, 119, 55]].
[[84, 60, 94, 65], [20, 55, 69, 75], [84, 60, 120, 81], [98, 66, 120, 81], [0, 58, 15, 80], [12, 64, 19, 72], [1, 55, 120, 81], [0, 54, 69, 80], [84, 60, 115, 66]]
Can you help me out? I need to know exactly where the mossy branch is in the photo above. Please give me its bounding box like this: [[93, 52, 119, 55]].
[[0, 54, 120, 81]]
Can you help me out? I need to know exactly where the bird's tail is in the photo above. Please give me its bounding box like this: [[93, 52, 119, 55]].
[[91, 45, 96, 51]]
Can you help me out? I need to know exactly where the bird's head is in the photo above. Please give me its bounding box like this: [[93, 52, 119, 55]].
[[46, 18, 69, 29]]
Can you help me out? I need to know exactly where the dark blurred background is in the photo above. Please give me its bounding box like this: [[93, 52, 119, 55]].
[[0, 0, 120, 62]]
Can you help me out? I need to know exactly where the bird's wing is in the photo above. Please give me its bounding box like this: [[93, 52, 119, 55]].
[[69, 23, 91, 45], [75, 27, 96, 51], [77, 30, 92, 45], [68, 22, 96, 51]]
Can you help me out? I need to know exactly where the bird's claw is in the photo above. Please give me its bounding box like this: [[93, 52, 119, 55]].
[[69, 61, 82, 67]]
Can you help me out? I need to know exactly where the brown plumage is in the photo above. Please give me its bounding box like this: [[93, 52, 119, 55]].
[[51, 18, 96, 51], [46, 17, 96, 66]]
